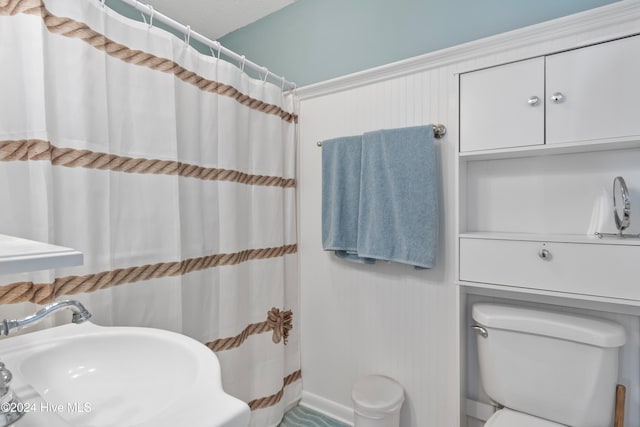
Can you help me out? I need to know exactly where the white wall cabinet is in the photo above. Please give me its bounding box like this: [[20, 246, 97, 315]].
[[460, 57, 544, 152], [460, 34, 640, 154], [546, 35, 640, 146], [458, 34, 640, 304]]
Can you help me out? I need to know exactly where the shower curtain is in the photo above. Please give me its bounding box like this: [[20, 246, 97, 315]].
[[0, 1, 300, 425]]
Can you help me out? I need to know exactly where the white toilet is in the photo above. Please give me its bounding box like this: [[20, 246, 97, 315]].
[[472, 304, 626, 427]]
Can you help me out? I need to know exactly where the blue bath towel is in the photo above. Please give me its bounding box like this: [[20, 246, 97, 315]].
[[321, 135, 375, 264], [357, 126, 439, 268]]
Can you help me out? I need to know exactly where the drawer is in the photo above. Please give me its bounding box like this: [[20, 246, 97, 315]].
[[459, 238, 640, 301]]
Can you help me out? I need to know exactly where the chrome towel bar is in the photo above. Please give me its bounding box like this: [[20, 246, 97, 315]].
[[316, 123, 446, 147]]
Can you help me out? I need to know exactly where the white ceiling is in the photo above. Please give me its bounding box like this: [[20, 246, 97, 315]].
[[144, 0, 296, 40]]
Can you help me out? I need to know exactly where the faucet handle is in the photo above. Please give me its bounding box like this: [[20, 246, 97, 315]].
[[0, 363, 12, 384], [0, 363, 12, 396], [0, 362, 25, 425]]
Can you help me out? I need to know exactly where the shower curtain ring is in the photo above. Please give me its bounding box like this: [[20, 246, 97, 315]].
[[281, 76, 286, 90], [100, 0, 106, 9], [214, 41, 222, 59], [240, 55, 246, 73], [184, 25, 191, 47], [262, 67, 269, 82], [147, 5, 154, 28]]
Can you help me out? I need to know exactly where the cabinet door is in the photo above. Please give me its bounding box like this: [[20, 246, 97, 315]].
[[546, 35, 640, 145], [460, 57, 544, 152]]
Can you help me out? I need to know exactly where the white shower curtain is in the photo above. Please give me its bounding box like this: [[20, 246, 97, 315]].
[[0, 1, 300, 425]]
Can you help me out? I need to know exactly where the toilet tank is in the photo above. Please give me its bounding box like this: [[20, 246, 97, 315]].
[[472, 304, 626, 427]]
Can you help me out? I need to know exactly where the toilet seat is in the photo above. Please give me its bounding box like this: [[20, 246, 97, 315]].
[[485, 409, 567, 427]]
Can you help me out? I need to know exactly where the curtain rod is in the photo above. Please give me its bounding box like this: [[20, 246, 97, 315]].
[[105, 0, 297, 91]]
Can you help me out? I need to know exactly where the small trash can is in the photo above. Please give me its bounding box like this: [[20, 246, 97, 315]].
[[352, 375, 404, 427]]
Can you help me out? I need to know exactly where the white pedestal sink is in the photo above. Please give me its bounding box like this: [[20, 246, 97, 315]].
[[0, 322, 250, 427]]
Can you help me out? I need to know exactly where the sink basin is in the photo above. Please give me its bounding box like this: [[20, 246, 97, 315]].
[[0, 322, 250, 427], [22, 333, 197, 423]]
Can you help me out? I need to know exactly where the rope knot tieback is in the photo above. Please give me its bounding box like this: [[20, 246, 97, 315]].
[[204, 306, 293, 352], [267, 307, 292, 345]]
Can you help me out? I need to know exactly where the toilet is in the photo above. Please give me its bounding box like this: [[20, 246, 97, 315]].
[[472, 304, 626, 427]]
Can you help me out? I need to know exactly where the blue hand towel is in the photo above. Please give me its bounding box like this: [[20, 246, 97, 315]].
[[321, 135, 375, 264], [357, 125, 439, 268]]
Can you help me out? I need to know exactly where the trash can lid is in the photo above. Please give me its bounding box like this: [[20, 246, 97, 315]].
[[352, 375, 405, 414]]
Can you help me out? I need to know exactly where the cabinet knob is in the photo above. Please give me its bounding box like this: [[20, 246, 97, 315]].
[[538, 248, 552, 260], [528, 96, 540, 106], [550, 92, 565, 104]]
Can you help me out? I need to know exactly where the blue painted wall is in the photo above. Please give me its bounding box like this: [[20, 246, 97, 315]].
[[220, 0, 620, 86]]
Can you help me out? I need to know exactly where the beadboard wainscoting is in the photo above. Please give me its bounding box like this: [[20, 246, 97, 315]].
[[297, 2, 640, 426], [298, 67, 461, 426]]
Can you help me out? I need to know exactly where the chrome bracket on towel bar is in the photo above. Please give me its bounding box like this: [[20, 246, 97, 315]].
[[315, 123, 447, 147], [432, 123, 447, 139]]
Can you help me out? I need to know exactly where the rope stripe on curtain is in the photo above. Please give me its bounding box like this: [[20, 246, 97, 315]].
[[0, 243, 297, 304], [0, 0, 300, 425], [0, 0, 299, 123], [0, 139, 296, 187]]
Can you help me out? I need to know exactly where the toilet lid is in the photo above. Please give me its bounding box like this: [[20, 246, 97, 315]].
[[485, 409, 567, 427]]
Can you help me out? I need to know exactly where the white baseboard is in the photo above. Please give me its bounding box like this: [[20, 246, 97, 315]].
[[300, 391, 355, 426]]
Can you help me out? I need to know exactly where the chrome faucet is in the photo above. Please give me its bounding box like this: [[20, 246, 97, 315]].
[[0, 300, 92, 426], [1, 299, 92, 336]]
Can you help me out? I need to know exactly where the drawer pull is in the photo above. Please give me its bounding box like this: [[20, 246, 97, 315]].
[[538, 249, 552, 260]]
